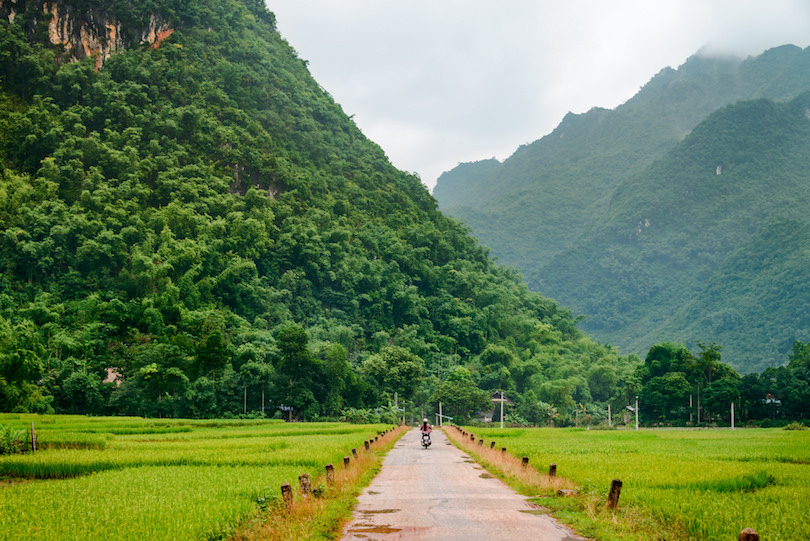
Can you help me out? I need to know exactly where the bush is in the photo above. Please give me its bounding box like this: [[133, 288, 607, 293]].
[[783, 422, 808, 431], [0, 424, 26, 455]]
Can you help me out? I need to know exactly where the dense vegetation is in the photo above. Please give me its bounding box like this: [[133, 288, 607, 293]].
[[433, 46, 810, 373], [544, 94, 810, 373], [0, 0, 645, 421], [2, 0, 807, 428]]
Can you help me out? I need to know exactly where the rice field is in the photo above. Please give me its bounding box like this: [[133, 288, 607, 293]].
[[463, 426, 810, 541], [0, 414, 389, 540]]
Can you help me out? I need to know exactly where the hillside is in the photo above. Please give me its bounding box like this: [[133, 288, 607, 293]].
[[544, 94, 810, 373], [434, 45, 810, 279], [0, 0, 638, 418], [433, 45, 810, 372]]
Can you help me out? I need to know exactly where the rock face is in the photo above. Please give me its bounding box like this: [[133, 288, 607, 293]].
[[0, 0, 172, 69]]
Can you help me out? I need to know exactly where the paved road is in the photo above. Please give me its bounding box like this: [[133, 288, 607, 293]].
[[340, 428, 586, 541]]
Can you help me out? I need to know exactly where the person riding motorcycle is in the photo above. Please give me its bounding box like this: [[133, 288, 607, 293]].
[[420, 418, 432, 447]]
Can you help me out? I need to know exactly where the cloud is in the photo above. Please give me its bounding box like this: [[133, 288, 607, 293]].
[[268, 1, 810, 190]]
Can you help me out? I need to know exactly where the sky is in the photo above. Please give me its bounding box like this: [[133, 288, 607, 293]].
[[268, 1, 810, 191]]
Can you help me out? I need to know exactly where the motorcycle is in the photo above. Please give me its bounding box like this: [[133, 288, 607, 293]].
[[421, 431, 431, 448]]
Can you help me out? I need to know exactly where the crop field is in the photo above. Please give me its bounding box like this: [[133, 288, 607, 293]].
[[0, 414, 389, 540], [464, 426, 810, 541]]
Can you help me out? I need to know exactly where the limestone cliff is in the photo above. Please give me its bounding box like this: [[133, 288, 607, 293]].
[[0, 0, 172, 69]]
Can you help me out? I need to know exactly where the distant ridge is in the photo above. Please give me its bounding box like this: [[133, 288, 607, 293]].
[[434, 45, 810, 372]]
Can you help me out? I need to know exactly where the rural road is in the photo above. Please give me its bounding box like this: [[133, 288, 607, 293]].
[[340, 428, 587, 541]]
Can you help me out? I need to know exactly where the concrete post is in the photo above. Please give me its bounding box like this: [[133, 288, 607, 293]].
[[607, 479, 622, 509], [281, 483, 293, 509], [299, 474, 311, 496]]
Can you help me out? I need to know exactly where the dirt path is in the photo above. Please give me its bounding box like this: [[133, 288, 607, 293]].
[[340, 428, 586, 541]]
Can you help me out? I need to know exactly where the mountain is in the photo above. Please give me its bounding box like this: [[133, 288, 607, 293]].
[[433, 45, 810, 372], [0, 0, 636, 417], [435, 45, 810, 273], [545, 94, 810, 373]]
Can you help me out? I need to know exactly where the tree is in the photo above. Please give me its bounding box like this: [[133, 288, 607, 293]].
[[272, 326, 321, 420], [360, 346, 424, 401], [0, 319, 53, 413], [638, 342, 695, 383], [60, 370, 105, 414], [702, 377, 741, 421], [319, 343, 350, 416], [788, 340, 810, 371], [518, 389, 544, 424], [586, 364, 617, 402], [640, 372, 691, 421], [430, 367, 490, 423], [695, 342, 723, 385]]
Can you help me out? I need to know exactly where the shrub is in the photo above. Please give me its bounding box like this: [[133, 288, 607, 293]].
[[0, 424, 26, 455]]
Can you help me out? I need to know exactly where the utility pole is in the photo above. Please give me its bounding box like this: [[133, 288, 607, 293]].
[[439, 402, 443, 427], [491, 391, 507, 429], [731, 402, 735, 430], [635, 395, 639, 431], [689, 394, 693, 424], [608, 404, 612, 428], [500, 391, 504, 429]]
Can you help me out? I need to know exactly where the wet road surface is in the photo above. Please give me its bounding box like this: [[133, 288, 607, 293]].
[[340, 428, 587, 541]]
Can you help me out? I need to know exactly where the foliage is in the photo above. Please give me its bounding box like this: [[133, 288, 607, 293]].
[[0, 0, 640, 419], [0, 423, 26, 455], [429, 367, 490, 422], [434, 45, 810, 375]]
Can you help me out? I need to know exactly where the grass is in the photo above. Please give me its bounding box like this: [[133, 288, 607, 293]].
[[229, 425, 408, 541], [451, 426, 810, 541], [0, 414, 399, 540]]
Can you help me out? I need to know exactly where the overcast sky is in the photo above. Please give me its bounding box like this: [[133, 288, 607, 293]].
[[268, 1, 810, 191]]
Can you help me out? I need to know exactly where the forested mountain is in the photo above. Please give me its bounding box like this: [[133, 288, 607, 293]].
[[0, 0, 639, 420], [433, 45, 810, 372], [435, 45, 810, 277], [545, 93, 810, 374]]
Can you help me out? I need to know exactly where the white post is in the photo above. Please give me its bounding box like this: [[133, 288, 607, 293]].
[[439, 402, 443, 426], [608, 404, 612, 428], [500, 391, 504, 429], [635, 396, 639, 431], [731, 402, 735, 430]]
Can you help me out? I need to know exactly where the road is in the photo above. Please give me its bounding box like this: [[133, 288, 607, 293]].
[[340, 428, 587, 541]]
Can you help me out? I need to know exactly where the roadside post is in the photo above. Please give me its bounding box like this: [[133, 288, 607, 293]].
[[492, 391, 507, 429]]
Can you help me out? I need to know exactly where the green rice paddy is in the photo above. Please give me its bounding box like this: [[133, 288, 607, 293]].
[[465, 426, 810, 541], [0, 414, 388, 540]]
